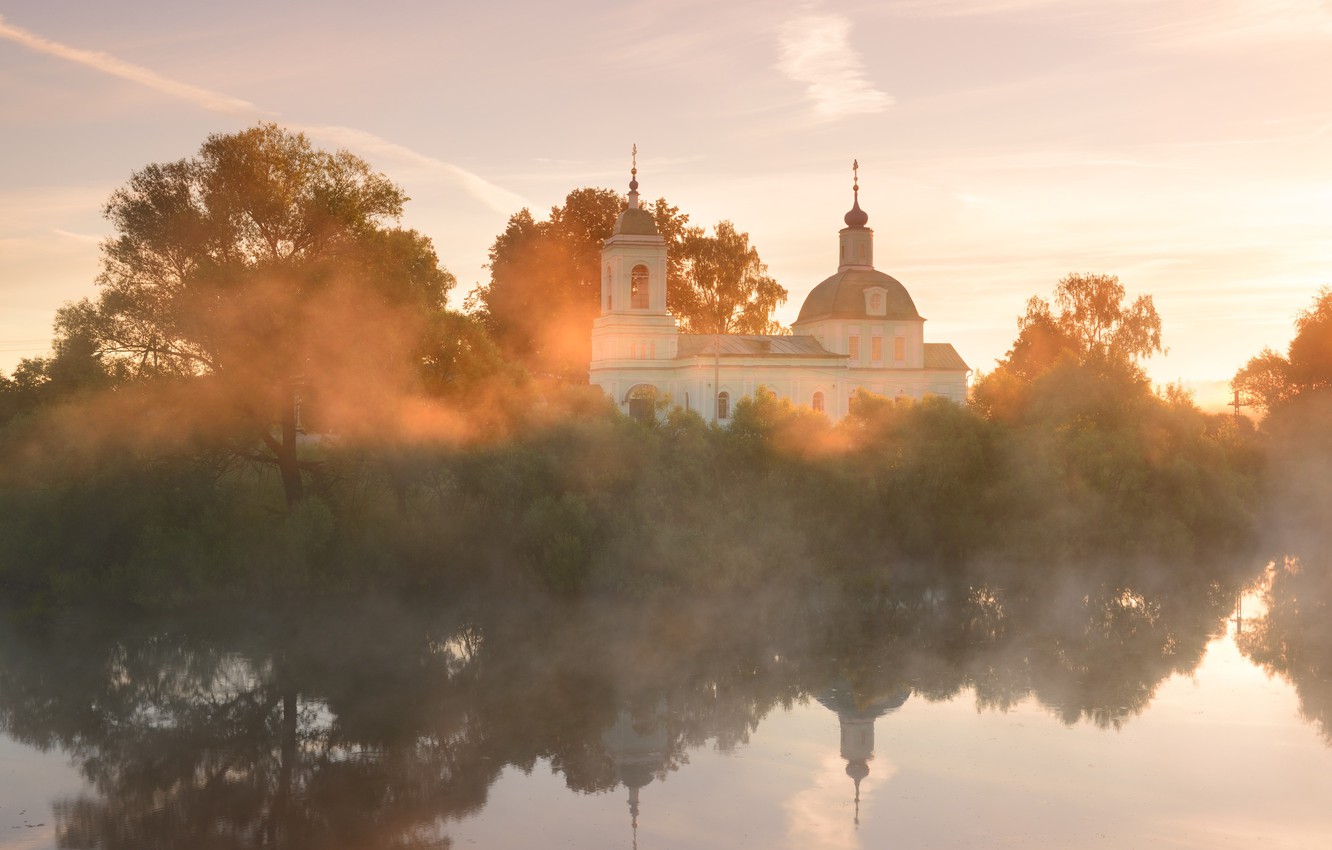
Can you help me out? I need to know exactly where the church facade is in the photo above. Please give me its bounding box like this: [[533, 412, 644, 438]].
[[589, 165, 969, 423]]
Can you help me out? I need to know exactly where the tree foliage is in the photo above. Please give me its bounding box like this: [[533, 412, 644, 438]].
[[1233, 286, 1332, 412], [49, 124, 457, 505], [468, 189, 689, 381], [1012, 273, 1162, 374], [974, 273, 1163, 422], [674, 221, 787, 335], [468, 189, 785, 379]]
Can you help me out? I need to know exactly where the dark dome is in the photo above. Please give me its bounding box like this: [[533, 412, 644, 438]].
[[613, 206, 658, 236], [795, 267, 923, 323], [844, 197, 868, 228]]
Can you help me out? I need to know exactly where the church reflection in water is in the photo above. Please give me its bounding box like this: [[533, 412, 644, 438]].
[[3, 549, 1323, 848], [816, 682, 910, 826], [602, 703, 670, 848]]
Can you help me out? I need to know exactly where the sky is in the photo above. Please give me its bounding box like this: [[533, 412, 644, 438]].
[[2, 0, 1330, 404]]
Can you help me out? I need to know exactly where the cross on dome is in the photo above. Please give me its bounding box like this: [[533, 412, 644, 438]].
[[628, 143, 640, 208], [845, 158, 869, 228]]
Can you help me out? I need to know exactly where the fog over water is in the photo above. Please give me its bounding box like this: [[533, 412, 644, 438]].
[[3, 538, 1332, 849]]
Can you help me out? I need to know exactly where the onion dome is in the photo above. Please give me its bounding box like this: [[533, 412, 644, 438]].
[[844, 158, 869, 228], [612, 143, 659, 236]]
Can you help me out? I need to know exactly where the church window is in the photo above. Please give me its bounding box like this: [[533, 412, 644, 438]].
[[849, 335, 860, 361], [627, 384, 658, 423], [717, 391, 730, 420], [813, 391, 825, 413], [631, 264, 650, 309], [871, 336, 883, 362], [869, 293, 883, 313], [650, 341, 657, 359], [895, 336, 906, 361]]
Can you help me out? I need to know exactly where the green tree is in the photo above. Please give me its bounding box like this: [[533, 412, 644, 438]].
[[1233, 286, 1332, 412], [674, 221, 787, 335], [56, 123, 455, 505]]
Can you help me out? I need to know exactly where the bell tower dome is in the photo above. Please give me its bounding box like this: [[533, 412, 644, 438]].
[[600, 144, 669, 316], [589, 146, 680, 404], [839, 159, 874, 271]]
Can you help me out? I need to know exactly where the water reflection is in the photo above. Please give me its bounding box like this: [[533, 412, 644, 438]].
[[0, 557, 1288, 848], [1239, 541, 1332, 742], [814, 682, 908, 825]]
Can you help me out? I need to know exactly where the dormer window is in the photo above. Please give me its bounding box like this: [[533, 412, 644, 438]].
[[631, 264, 650, 309], [864, 287, 887, 316]]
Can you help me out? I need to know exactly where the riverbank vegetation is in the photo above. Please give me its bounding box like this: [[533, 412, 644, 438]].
[[2, 125, 1322, 615]]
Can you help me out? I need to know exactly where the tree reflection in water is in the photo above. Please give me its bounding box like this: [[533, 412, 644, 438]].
[[1238, 542, 1332, 743], [0, 557, 1271, 849]]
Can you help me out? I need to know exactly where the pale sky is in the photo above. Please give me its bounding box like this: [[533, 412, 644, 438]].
[[3, 1, 1330, 401]]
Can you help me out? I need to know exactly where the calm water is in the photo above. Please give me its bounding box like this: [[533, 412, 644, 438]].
[[2, 557, 1331, 849]]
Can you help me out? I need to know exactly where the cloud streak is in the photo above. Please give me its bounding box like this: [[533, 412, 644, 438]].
[[0, 14, 262, 115], [776, 9, 894, 118], [295, 124, 530, 216], [0, 15, 526, 216]]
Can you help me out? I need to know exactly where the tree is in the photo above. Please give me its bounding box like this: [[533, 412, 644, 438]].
[[1234, 286, 1332, 412], [469, 189, 690, 381], [59, 123, 455, 505], [674, 221, 787, 335], [1013, 273, 1161, 373], [974, 274, 1162, 423], [468, 190, 787, 378]]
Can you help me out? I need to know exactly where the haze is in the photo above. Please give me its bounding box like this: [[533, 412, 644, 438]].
[[3, 0, 1331, 403]]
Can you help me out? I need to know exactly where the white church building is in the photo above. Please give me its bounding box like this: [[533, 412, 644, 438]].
[[589, 163, 969, 423]]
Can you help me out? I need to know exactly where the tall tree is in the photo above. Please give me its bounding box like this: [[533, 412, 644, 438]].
[[674, 221, 787, 335], [1014, 273, 1162, 373], [59, 123, 455, 505], [973, 273, 1162, 422]]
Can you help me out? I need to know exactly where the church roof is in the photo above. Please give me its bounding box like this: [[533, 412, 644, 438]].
[[794, 267, 923, 323], [613, 206, 658, 237], [675, 334, 843, 359], [814, 683, 911, 719], [924, 343, 970, 371]]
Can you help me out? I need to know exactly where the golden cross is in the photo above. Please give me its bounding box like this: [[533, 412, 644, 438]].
[[852, 158, 859, 191], [632, 143, 638, 176]]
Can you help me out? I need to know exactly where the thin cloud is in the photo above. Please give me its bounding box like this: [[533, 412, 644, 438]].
[[295, 124, 529, 216], [776, 10, 894, 118], [0, 15, 525, 216], [0, 14, 262, 115], [51, 228, 103, 244]]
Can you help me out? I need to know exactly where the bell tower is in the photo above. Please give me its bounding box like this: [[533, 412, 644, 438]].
[[839, 159, 874, 271], [589, 147, 679, 400]]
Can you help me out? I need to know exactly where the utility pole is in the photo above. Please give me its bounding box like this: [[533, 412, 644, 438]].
[[1231, 388, 1246, 422]]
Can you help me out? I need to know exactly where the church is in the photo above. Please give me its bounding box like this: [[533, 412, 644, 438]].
[[589, 161, 969, 423]]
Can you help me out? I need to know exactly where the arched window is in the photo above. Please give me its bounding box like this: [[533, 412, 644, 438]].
[[812, 391, 825, 413], [626, 384, 658, 423], [631, 264, 650, 309], [717, 391, 730, 421]]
